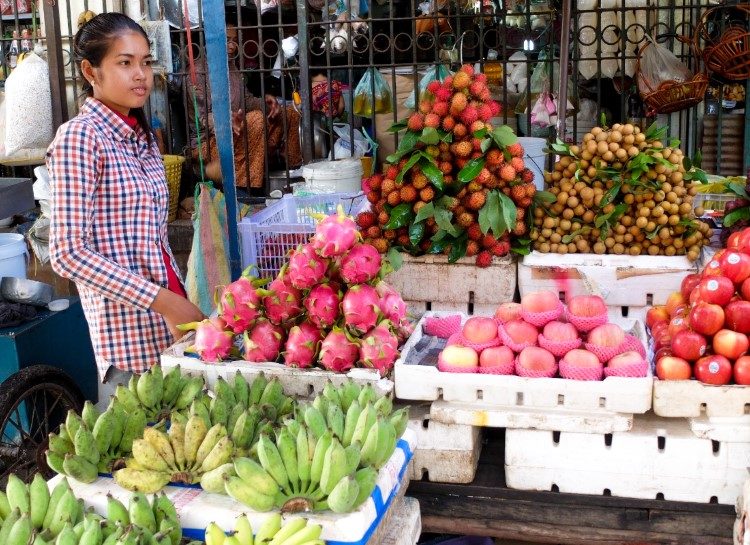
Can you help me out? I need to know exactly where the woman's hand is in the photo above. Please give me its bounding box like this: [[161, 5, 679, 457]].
[[232, 109, 245, 136], [265, 94, 280, 120], [151, 288, 205, 340]]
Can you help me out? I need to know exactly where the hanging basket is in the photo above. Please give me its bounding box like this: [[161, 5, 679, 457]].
[[696, 4, 750, 81], [636, 35, 708, 115]]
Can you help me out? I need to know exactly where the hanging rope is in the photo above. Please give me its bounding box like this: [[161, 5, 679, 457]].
[[183, 0, 206, 184]]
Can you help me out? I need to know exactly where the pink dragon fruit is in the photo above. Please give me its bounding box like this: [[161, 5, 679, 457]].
[[319, 328, 359, 372], [286, 243, 328, 290], [340, 243, 382, 285], [243, 319, 285, 362], [375, 281, 407, 324], [359, 321, 400, 376], [283, 322, 323, 368], [311, 209, 358, 258], [260, 278, 303, 325], [395, 320, 415, 343], [304, 283, 341, 329], [217, 276, 261, 334], [179, 317, 234, 362], [342, 284, 381, 335]]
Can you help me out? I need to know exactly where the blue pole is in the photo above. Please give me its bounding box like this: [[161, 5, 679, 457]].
[[202, 0, 242, 281]]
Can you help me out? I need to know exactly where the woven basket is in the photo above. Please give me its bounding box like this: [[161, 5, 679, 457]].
[[162, 155, 185, 222], [696, 4, 750, 81]]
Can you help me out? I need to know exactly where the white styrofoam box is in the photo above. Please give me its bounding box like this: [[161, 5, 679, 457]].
[[161, 337, 393, 399], [518, 251, 698, 316], [505, 414, 750, 505], [380, 497, 421, 545], [653, 380, 750, 418], [691, 415, 750, 443], [395, 312, 653, 414], [385, 253, 516, 316], [407, 403, 482, 483], [50, 429, 415, 545], [735, 477, 750, 545], [429, 400, 634, 434]]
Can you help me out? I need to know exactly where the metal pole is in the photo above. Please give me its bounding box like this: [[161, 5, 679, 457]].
[[297, 0, 313, 163], [202, 0, 242, 280], [556, 0, 572, 140]]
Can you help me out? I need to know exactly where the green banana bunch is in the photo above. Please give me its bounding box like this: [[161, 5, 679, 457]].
[[116, 364, 205, 422], [204, 513, 323, 545], [114, 416, 234, 493]]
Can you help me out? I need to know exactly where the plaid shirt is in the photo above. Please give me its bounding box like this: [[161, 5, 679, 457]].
[[48, 97, 178, 376]]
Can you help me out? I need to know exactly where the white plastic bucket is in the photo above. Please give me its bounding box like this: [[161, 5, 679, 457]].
[[0, 233, 28, 279], [518, 137, 548, 191], [301, 158, 364, 195]]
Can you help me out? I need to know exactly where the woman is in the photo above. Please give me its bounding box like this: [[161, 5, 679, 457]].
[[47, 13, 204, 401]]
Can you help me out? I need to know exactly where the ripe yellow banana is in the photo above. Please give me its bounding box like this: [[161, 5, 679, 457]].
[[255, 513, 282, 542], [144, 428, 176, 469], [183, 415, 209, 469], [132, 439, 169, 472], [267, 517, 306, 545], [205, 522, 226, 545], [199, 463, 236, 494], [113, 468, 171, 494], [234, 514, 253, 545], [278, 521, 323, 545], [200, 436, 234, 473], [194, 424, 227, 470]]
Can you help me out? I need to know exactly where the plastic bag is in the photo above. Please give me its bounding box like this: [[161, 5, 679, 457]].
[[404, 64, 452, 109], [637, 35, 694, 94], [330, 123, 374, 159], [353, 67, 392, 116], [4, 53, 53, 156]]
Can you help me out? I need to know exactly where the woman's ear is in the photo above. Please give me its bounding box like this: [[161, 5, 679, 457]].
[[81, 59, 96, 85]]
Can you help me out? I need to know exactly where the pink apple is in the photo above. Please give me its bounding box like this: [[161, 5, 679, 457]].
[[670, 329, 707, 362], [517, 346, 556, 372], [713, 329, 749, 360], [607, 350, 643, 368], [567, 295, 607, 317], [587, 323, 626, 347], [479, 345, 515, 367], [562, 349, 602, 368], [542, 321, 579, 342], [494, 303, 522, 323], [462, 316, 499, 344], [521, 291, 560, 313], [438, 345, 479, 370], [503, 319, 539, 345]]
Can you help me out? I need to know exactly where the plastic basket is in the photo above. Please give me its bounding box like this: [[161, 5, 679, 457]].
[[162, 155, 185, 222], [693, 192, 735, 224], [239, 192, 365, 279]]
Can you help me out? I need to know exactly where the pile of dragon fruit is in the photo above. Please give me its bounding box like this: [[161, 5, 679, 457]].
[[179, 209, 413, 377]]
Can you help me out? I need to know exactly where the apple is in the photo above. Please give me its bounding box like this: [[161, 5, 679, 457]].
[[736, 230, 750, 255], [719, 250, 750, 284], [567, 295, 607, 317], [688, 302, 725, 336], [680, 273, 702, 300], [521, 291, 560, 313], [656, 356, 692, 380], [494, 302, 522, 323], [741, 277, 750, 301], [654, 346, 674, 361], [667, 316, 689, 338], [588, 323, 626, 347], [607, 350, 643, 368], [697, 276, 735, 307], [438, 345, 479, 371], [694, 354, 732, 385], [689, 288, 701, 305], [654, 333, 672, 352], [542, 321, 579, 342], [665, 292, 686, 317], [646, 306, 670, 330], [562, 348, 602, 368], [463, 316, 499, 344], [725, 300, 750, 334], [733, 355, 750, 385], [479, 345, 515, 368], [516, 346, 557, 372], [702, 257, 723, 276], [650, 320, 669, 340], [503, 319, 539, 346], [727, 230, 742, 249], [712, 329, 749, 360], [671, 329, 707, 362]]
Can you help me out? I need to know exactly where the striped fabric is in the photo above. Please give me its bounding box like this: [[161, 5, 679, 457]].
[[48, 97, 178, 376]]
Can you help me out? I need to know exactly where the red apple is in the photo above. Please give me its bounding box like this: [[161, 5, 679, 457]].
[[494, 302, 522, 323], [542, 321, 579, 342], [608, 351, 643, 368], [727, 230, 742, 249], [654, 333, 672, 352], [719, 250, 750, 284], [671, 329, 707, 362], [562, 348, 602, 368], [504, 319, 539, 345], [667, 316, 689, 338], [656, 356, 692, 380], [588, 323, 626, 347], [654, 346, 674, 361], [736, 230, 750, 255], [689, 289, 701, 305], [694, 354, 732, 385], [733, 355, 750, 385], [697, 276, 735, 306], [439, 345, 479, 370], [567, 295, 607, 317], [521, 291, 560, 313], [680, 273, 702, 300], [741, 277, 750, 301], [517, 346, 556, 372], [650, 321, 669, 340], [688, 302, 725, 336], [479, 345, 515, 368], [712, 329, 749, 360], [665, 292, 686, 317], [725, 300, 750, 334], [463, 316, 499, 344], [702, 257, 723, 276], [646, 306, 670, 330]]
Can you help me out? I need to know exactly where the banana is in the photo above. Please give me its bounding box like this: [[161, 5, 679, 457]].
[[183, 415, 208, 469], [114, 468, 171, 494], [62, 454, 98, 483], [200, 436, 234, 473], [340, 380, 361, 413], [47, 489, 77, 536], [73, 425, 100, 465], [232, 371, 249, 408], [153, 492, 179, 529], [0, 508, 21, 545], [285, 419, 301, 439], [108, 401, 127, 453], [360, 418, 382, 467], [102, 526, 124, 545], [128, 492, 157, 533], [6, 473, 29, 514], [115, 385, 140, 413], [278, 522, 322, 545], [136, 368, 162, 410], [259, 378, 284, 410], [131, 439, 169, 472], [257, 434, 290, 493], [173, 375, 205, 411], [278, 396, 295, 418], [326, 475, 359, 513], [373, 395, 393, 416], [254, 513, 281, 543], [159, 515, 182, 545], [351, 403, 376, 446], [54, 523, 76, 545], [81, 401, 98, 432], [231, 409, 258, 450], [92, 408, 115, 456], [194, 424, 227, 470], [296, 427, 311, 490], [322, 381, 342, 407], [168, 419, 187, 471], [389, 407, 409, 438], [224, 535, 241, 545], [0, 490, 10, 519], [260, 403, 278, 423], [309, 431, 332, 490], [64, 411, 83, 448], [248, 374, 268, 405], [267, 517, 306, 545], [7, 513, 32, 545], [312, 395, 328, 417], [204, 522, 226, 545], [58, 424, 71, 443], [43, 479, 69, 529], [375, 420, 397, 468], [303, 406, 327, 440], [200, 462, 235, 494], [320, 439, 347, 495], [106, 494, 129, 526], [161, 365, 183, 407], [78, 519, 102, 545], [128, 374, 139, 399], [143, 428, 176, 469], [342, 400, 362, 447], [214, 376, 236, 407], [326, 404, 345, 441], [224, 476, 275, 512], [233, 458, 280, 497], [357, 384, 376, 408], [352, 467, 378, 508], [234, 514, 253, 545], [118, 408, 147, 454], [29, 473, 49, 529], [210, 397, 228, 429], [344, 442, 361, 475], [276, 428, 299, 494], [32, 532, 51, 545], [227, 404, 245, 441], [190, 398, 211, 429]]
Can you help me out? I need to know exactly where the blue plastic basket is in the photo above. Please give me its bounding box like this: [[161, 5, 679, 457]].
[[238, 192, 364, 279]]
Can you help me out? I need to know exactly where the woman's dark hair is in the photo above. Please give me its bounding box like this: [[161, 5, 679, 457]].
[[74, 12, 153, 145]]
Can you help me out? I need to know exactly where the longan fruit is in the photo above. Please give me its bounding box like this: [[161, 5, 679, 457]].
[[622, 124, 634, 135], [613, 243, 625, 254], [574, 205, 586, 216], [627, 146, 639, 157], [624, 194, 635, 205], [636, 216, 648, 228], [539, 242, 551, 252], [648, 245, 660, 255], [604, 237, 615, 248], [593, 241, 606, 254], [652, 205, 664, 217], [583, 210, 595, 223], [621, 215, 633, 227], [602, 151, 615, 163], [541, 228, 553, 238], [679, 202, 692, 215], [562, 208, 575, 220], [557, 191, 569, 205], [560, 219, 572, 231], [550, 233, 562, 244], [543, 217, 556, 229], [567, 196, 580, 208], [694, 206, 705, 216], [550, 243, 559, 252], [624, 233, 634, 243], [577, 239, 590, 252], [615, 224, 627, 235], [558, 244, 568, 254], [623, 134, 635, 145], [614, 234, 624, 244], [665, 245, 676, 256]]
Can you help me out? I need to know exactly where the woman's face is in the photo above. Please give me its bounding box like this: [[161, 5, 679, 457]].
[[88, 31, 154, 115]]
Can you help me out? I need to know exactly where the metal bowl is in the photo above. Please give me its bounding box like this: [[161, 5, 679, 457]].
[[0, 277, 54, 306]]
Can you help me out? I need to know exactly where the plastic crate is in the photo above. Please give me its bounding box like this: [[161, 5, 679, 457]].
[[238, 192, 364, 279], [693, 192, 735, 226]]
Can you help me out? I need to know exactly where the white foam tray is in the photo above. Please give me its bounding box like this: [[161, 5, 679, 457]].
[[690, 415, 750, 443], [505, 413, 750, 505], [394, 312, 653, 415], [161, 337, 393, 399], [50, 428, 416, 545], [653, 379, 750, 418], [380, 497, 421, 545], [407, 404, 482, 484]]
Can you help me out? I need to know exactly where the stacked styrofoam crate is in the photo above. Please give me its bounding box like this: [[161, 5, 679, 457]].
[[380, 497, 422, 545], [735, 477, 749, 545], [518, 251, 698, 322]]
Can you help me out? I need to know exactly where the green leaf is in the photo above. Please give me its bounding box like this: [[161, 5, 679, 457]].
[[599, 112, 607, 128], [458, 157, 486, 184], [511, 245, 531, 256], [534, 190, 557, 204], [479, 190, 503, 235], [387, 119, 408, 133], [644, 122, 667, 142], [473, 127, 488, 139], [414, 201, 435, 223], [383, 203, 414, 230], [498, 192, 517, 233], [600, 181, 622, 207], [729, 182, 750, 200], [421, 161, 445, 192], [480, 137, 492, 154], [724, 206, 750, 228], [434, 206, 461, 237], [441, 132, 453, 143], [397, 131, 419, 154], [448, 235, 468, 263], [386, 247, 403, 271], [492, 125, 518, 148], [610, 203, 628, 223], [431, 228, 448, 242], [682, 156, 692, 172], [386, 152, 403, 164], [594, 214, 608, 229], [429, 237, 450, 253], [419, 127, 440, 146], [562, 229, 584, 244], [694, 150, 702, 169], [395, 153, 422, 183], [409, 221, 426, 245], [669, 137, 681, 148]]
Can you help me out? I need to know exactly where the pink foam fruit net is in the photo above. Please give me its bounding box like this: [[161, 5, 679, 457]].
[[558, 358, 604, 381]]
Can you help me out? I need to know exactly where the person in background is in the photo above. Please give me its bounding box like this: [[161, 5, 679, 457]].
[[311, 68, 345, 118], [47, 13, 204, 406], [189, 25, 303, 189]]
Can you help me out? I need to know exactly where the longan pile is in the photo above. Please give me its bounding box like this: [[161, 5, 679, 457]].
[[531, 123, 710, 260]]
